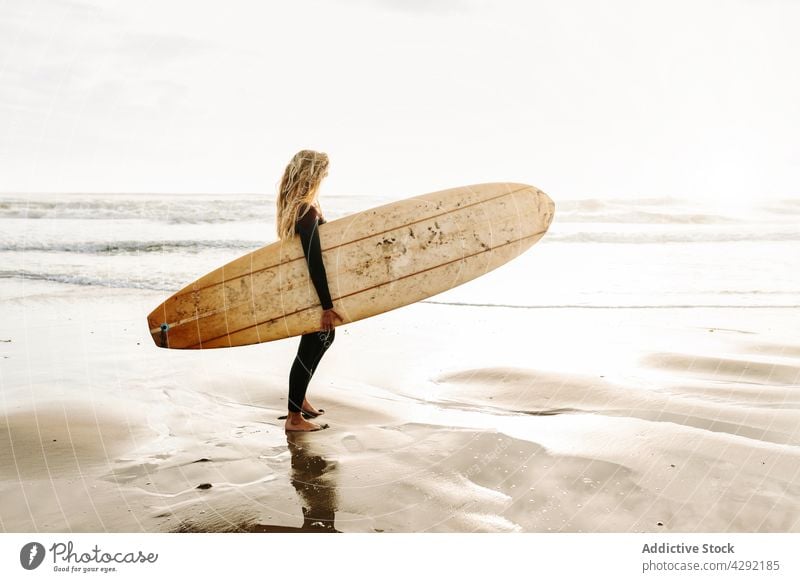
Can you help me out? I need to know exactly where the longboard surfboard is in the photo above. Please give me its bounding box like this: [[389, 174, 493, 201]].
[[147, 182, 555, 349]]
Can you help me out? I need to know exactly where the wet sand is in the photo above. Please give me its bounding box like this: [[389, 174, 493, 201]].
[[1, 284, 799, 532]]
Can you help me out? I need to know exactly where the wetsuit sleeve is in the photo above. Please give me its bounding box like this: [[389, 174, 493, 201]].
[[296, 206, 334, 310]]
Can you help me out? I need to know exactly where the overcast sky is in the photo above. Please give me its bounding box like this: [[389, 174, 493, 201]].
[[1, 0, 798, 202]]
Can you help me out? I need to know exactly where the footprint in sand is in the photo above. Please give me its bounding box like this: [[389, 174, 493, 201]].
[[230, 425, 261, 438], [341, 434, 366, 452]]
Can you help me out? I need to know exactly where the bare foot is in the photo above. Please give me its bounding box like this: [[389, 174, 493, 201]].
[[301, 398, 324, 417], [285, 411, 326, 432]]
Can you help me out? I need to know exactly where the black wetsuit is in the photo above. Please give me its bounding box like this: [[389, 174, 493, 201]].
[[287, 204, 335, 413]]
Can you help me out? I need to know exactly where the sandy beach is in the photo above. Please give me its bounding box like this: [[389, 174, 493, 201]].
[[2, 281, 798, 533]]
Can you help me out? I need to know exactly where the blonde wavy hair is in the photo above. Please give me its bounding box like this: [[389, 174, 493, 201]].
[[276, 149, 330, 241]]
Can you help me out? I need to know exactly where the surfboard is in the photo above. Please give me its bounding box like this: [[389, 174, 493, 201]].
[[147, 182, 555, 349]]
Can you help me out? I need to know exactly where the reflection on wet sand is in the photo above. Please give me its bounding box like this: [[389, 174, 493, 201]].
[[246, 432, 339, 533], [168, 432, 340, 533]]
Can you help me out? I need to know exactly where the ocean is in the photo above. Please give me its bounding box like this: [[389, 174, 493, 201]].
[[1, 192, 798, 308]]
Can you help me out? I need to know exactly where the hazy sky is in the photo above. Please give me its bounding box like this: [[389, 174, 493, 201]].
[[1, 0, 798, 201]]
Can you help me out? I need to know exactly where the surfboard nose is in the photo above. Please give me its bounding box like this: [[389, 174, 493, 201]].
[[541, 191, 556, 229]]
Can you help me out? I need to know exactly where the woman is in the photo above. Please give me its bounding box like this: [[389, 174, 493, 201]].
[[276, 150, 343, 432]]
